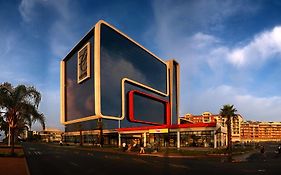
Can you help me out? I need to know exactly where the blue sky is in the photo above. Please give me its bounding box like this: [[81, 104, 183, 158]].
[[1, 0, 281, 130]]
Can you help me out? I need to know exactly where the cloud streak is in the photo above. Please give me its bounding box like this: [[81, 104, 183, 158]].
[[151, 0, 281, 122], [18, 0, 36, 22], [227, 26, 281, 67], [191, 85, 281, 121]]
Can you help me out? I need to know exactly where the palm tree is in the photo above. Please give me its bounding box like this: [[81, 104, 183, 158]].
[[219, 104, 237, 153], [0, 82, 45, 154]]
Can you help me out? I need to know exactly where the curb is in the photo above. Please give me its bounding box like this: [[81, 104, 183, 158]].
[[24, 156, 31, 175], [22, 144, 30, 175]]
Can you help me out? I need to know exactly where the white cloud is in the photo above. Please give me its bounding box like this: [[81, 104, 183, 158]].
[[0, 32, 16, 57], [185, 85, 281, 122], [0, 31, 40, 85], [16, 0, 74, 130], [152, 0, 259, 46], [151, 1, 281, 122], [227, 26, 281, 67], [18, 0, 36, 22]]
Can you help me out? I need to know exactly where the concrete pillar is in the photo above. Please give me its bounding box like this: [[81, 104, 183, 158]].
[[118, 133, 121, 147], [214, 133, 217, 148], [177, 131, 180, 149], [143, 132, 147, 147]]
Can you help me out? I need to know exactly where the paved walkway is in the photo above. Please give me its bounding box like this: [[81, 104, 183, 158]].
[[0, 157, 29, 175], [0, 146, 29, 175]]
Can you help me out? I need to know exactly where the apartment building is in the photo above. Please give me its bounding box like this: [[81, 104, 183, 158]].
[[240, 121, 281, 142]]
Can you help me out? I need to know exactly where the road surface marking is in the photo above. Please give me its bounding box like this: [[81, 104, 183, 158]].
[[132, 158, 149, 164], [69, 162, 79, 167], [36, 151, 41, 155], [168, 163, 189, 169]]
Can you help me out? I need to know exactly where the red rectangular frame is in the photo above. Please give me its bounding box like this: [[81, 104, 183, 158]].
[[128, 90, 171, 126]]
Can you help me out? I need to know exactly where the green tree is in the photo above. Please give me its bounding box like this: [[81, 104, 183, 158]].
[[0, 82, 45, 154], [220, 104, 238, 154]]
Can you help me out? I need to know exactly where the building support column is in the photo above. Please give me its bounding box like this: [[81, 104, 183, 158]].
[[143, 132, 147, 147], [177, 131, 180, 149], [118, 133, 121, 147], [224, 134, 227, 146], [214, 133, 217, 148]]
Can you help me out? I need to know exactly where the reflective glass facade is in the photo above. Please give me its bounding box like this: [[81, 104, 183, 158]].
[[100, 24, 167, 118], [64, 34, 95, 122], [132, 93, 166, 124], [62, 21, 179, 131]]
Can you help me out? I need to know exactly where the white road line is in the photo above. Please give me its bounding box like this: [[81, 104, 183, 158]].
[[168, 163, 189, 169], [132, 158, 149, 164], [69, 162, 79, 167]]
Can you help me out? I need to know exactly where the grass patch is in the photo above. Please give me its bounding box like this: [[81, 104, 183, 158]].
[[0, 151, 25, 157], [0, 145, 22, 149]]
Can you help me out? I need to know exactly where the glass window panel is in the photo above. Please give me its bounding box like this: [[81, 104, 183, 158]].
[[132, 93, 165, 124], [100, 24, 167, 117], [65, 37, 95, 121]]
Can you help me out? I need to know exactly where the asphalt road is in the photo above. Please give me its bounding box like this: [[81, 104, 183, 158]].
[[23, 142, 281, 175]]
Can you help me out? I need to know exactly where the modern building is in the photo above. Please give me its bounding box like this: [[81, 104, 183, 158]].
[[60, 20, 232, 149], [240, 121, 281, 142], [61, 20, 181, 147]]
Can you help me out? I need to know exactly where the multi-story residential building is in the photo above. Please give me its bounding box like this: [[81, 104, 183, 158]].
[[181, 112, 281, 144], [240, 121, 281, 142], [231, 115, 244, 142]]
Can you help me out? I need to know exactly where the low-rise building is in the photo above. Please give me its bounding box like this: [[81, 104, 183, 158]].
[[39, 128, 63, 143], [180, 112, 243, 143]]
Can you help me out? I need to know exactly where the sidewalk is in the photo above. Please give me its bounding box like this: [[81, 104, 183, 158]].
[[0, 157, 29, 175], [0, 146, 29, 175], [58, 144, 228, 159]]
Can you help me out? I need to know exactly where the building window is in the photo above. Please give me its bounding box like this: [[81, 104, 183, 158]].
[[203, 117, 210, 123]]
